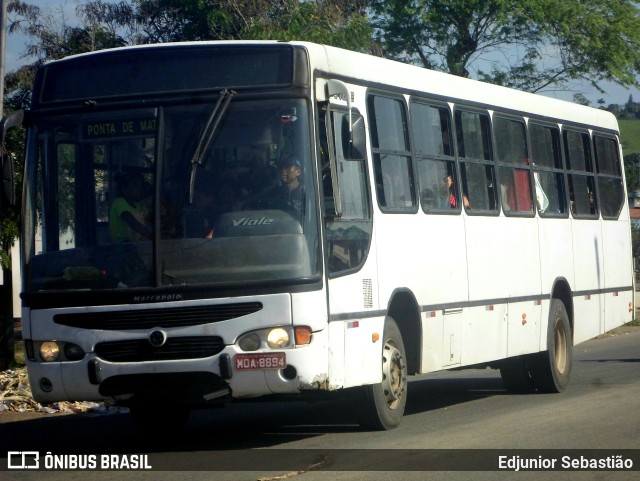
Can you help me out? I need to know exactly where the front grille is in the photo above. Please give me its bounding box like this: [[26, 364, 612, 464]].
[[54, 302, 262, 330], [95, 336, 224, 362]]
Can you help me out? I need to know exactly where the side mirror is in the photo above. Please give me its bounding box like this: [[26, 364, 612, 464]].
[[342, 114, 366, 160]]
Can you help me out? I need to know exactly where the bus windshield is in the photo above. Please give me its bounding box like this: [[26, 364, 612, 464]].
[[23, 98, 319, 292]]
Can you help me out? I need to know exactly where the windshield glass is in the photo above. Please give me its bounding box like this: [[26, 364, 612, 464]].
[[23, 99, 319, 292]]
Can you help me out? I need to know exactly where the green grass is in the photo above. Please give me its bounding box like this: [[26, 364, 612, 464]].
[[619, 119, 640, 156]]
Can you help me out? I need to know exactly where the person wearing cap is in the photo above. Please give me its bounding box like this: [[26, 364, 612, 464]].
[[278, 156, 304, 214]]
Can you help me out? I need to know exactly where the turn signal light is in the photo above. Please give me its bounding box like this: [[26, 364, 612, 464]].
[[294, 326, 312, 345]]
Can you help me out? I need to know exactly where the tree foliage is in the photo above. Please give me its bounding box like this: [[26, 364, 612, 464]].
[[76, 1, 372, 48], [243, 1, 372, 51], [371, 0, 640, 93]]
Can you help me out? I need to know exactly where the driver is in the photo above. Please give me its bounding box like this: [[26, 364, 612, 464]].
[[277, 156, 304, 213]]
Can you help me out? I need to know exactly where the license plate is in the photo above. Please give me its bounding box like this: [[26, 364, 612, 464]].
[[234, 352, 286, 371]]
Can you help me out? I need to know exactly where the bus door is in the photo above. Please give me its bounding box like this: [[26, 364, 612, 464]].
[[320, 96, 378, 389]]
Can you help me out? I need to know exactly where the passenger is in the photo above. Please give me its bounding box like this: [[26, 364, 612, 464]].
[[277, 157, 305, 213], [109, 173, 152, 243], [444, 174, 470, 209]]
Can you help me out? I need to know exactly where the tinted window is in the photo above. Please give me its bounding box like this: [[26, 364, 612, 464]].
[[455, 109, 497, 213], [411, 102, 460, 212], [494, 117, 533, 214], [593, 135, 624, 219], [369, 95, 416, 212], [564, 129, 597, 218], [529, 123, 566, 216]]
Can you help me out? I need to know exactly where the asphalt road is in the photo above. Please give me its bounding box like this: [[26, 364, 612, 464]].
[[2, 328, 639, 481]]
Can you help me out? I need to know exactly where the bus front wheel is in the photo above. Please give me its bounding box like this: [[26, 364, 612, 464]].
[[529, 299, 573, 393], [357, 317, 408, 430]]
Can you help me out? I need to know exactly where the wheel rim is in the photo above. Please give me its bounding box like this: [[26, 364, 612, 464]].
[[381, 338, 406, 410], [554, 318, 568, 374]]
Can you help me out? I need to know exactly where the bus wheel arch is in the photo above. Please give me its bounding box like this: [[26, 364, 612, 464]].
[[387, 288, 422, 375]]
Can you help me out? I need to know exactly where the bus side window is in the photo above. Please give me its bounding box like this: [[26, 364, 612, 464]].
[[368, 94, 416, 212], [494, 116, 533, 215], [593, 135, 624, 219], [410, 101, 460, 212], [565, 129, 598, 218], [455, 109, 497, 212], [529, 123, 566, 216]]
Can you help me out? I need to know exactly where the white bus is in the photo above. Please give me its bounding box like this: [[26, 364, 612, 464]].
[[1, 41, 633, 432]]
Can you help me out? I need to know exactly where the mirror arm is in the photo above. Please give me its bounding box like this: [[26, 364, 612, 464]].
[[327, 79, 353, 138]]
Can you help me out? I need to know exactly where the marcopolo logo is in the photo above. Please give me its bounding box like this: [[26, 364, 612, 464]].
[[8, 452, 39, 469]]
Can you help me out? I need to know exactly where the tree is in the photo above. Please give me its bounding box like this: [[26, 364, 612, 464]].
[[8, 0, 127, 62], [78, 0, 372, 50], [243, 1, 372, 51], [371, 0, 640, 94]]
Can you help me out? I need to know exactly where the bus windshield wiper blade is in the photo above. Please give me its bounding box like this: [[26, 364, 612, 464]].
[[189, 89, 236, 203]]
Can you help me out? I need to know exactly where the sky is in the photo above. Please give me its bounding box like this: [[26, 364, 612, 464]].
[[5, 0, 640, 107]]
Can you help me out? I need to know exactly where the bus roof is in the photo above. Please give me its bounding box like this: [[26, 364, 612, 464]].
[[43, 40, 618, 132]]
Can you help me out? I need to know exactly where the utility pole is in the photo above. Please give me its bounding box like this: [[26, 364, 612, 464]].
[[0, 0, 15, 371]]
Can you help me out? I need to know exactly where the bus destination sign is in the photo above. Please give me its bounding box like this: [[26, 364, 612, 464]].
[[84, 118, 157, 140]]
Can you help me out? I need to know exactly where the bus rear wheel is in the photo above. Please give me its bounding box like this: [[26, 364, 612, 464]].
[[357, 317, 407, 430], [529, 298, 572, 393]]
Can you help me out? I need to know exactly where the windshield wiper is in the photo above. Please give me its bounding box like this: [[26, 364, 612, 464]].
[[189, 89, 236, 203]]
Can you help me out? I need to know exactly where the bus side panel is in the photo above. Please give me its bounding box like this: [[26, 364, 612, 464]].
[[464, 215, 541, 359], [602, 217, 634, 332], [461, 305, 507, 366], [421, 310, 445, 371], [419, 214, 468, 371], [327, 235, 384, 388], [572, 219, 605, 345], [537, 218, 575, 349], [373, 212, 468, 372]]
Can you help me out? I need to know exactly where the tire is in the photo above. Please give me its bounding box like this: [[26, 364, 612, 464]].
[[357, 317, 408, 430], [529, 298, 572, 393], [499, 356, 536, 393]]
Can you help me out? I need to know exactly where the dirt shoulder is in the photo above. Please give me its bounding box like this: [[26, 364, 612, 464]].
[[596, 323, 640, 338]]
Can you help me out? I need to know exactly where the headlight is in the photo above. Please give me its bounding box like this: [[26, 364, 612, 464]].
[[63, 343, 86, 361], [33, 341, 86, 362], [39, 341, 60, 362], [267, 328, 290, 349], [237, 326, 311, 351], [238, 333, 261, 352]]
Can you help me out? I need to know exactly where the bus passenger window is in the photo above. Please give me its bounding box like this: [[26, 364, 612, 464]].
[[368, 94, 416, 212], [565, 129, 598, 218], [455, 109, 497, 213], [410, 101, 461, 212], [593, 135, 624, 219], [529, 123, 566, 216], [494, 116, 532, 215]]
